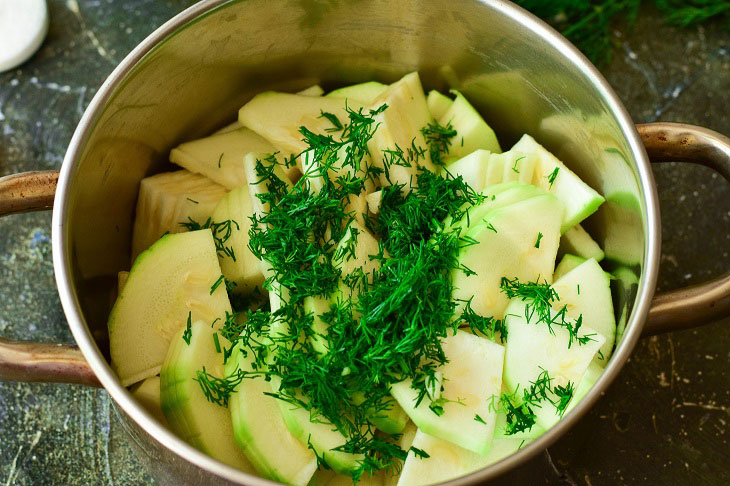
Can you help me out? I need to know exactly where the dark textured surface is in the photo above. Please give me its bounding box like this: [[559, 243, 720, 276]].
[[0, 1, 728, 485]]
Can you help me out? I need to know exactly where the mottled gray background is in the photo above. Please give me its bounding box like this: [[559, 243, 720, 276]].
[[0, 1, 728, 485]]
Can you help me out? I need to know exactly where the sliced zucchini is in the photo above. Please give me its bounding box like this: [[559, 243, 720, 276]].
[[367, 72, 435, 187], [392, 331, 504, 455], [160, 321, 254, 472], [426, 90, 453, 120], [333, 220, 381, 302], [501, 152, 537, 185], [397, 429, 526, 486], [552, 258, 616, 363], [227, 344, 318, 485], [271, 376, 364, 476], [327, 81, 388, 104], [559, 224, 605, 262], [439, 90, 501, 159], [131, 170, 227, 260], [442, 149, 491, 193], [210, 185, 264, 296], [109, 230, 232, 386], [452, 194, 563, 319], [238, 91, 362, 176], [130, 376, 168, 427], [502, 299, 605, 430], [169, 128, 276, 190], [512, 134, 604, 232], [298, 84, 325, 96], [564, 361, 604, 415], [553, 254, 586, 281]]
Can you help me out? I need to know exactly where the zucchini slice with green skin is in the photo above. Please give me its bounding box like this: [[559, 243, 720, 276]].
[[109, 230, 232, 386], [558, 224, 605, 262], [211, 185, 264, 296], [452, 194, 564, 319], [392, 331, 504, 455], [227, 344, 318, 486], [160, 321, 255, 472], [271, 375, 365, 476], [439, 90, 501, 158], [426, 89, 453, 120], [512, 134, 605, 233], [552, 258, 616, 363], [553, 254, 586, 281], [397, 429, 526, 486], [502, 299, 605, 430], [327, 81, 388, 105]]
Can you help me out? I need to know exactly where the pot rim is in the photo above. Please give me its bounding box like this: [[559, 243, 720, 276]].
[[51, 0, 660, 483]]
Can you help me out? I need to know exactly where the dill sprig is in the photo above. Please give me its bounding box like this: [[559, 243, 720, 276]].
[[420, 120, 457, 166], [233, 102, 489, 477], [492, 369, 576, 434], [515, 1, 729, 66], [179, 217, 240, 261], [500, 277, 596, 347], [194, 366, 245, 407]]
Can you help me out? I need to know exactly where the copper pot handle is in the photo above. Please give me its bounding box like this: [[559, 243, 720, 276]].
[[638, 122, 730, 336], [0, 170, 100, 387]]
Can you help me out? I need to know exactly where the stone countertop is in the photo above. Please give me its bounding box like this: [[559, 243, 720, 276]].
[[0, 1, 727, 484]]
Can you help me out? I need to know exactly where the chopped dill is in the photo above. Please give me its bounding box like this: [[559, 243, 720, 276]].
[[194, 366, 244, 407], [180, 217, 240, 261], [186, 197, 199, 204], [182, 311, 192, 345], [217, 153, 223, 168], [421, 120, 457, 166], [546, 167, 560, 188], [535, 232, 543, 248], [474, 414, 487, 424], [213, 332, 222, 353], [512, 156, 525, 174], [319, 111, 343, 132], [409, 446, 430, 459], [500, 277, 595, 347], [210, 275, 225, 295]]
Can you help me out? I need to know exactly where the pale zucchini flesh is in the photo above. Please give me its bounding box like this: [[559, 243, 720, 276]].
[[109, 230, 232, 386], [160, 321, 254, 472], [227, 345, 318, 485]]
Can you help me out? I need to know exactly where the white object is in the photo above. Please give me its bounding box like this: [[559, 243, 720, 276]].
[[0, 0, 49, 72]]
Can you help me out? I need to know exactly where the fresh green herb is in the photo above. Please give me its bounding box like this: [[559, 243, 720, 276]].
[[512, 156, 525, 174], [182, 311, 192, 345], [194, 366, 244, 407], [238, 103, 489, 477], [500, 277, 595, 347], [217, 153, 224, 168], [535, 232, 543, 248], [212, 332, 222, 353], [409, 447, 430, 459], [546, 167, 560, 188], [186, 197, 199, 204], [553, 381, 575, 416], [319, 110, 344, 132], [516, 0, 730, 65], [474, 414, 487, 424], [180, 217, 240, 261], [486, 222, 497, 233], [577, 283, 581, 295], [421, 120, 457, 166], [210, 275, 225, 295]]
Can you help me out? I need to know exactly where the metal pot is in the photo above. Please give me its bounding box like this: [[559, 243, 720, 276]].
[[1, 0, 729, 484]]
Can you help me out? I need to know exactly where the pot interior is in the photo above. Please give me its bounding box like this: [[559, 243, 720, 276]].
[[58, 0, 651, 481]]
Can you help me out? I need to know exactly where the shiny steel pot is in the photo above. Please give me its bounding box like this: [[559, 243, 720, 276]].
[[1, 1, 729, 484]]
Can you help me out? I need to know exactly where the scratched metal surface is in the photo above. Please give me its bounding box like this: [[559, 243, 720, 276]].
[[0, 1, 728, 485]]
